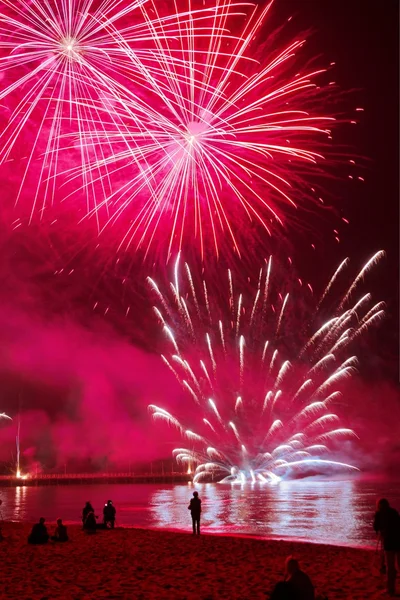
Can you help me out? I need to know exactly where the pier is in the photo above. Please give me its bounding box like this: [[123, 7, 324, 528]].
[[0, 472, 192, 486]]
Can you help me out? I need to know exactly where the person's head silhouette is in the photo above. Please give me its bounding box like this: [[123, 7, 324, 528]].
[[377, 498, 390, 511], [285, 556, 300, 577]]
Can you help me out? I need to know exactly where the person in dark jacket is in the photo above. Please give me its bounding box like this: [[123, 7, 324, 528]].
[[103, 500, 116, 529], [83, 510, 97, 533], [269, 581, 294, 600], [51, 518, 68, 542], [270, 557, 314, 600], [82, 502, 94, 528], [188, 491, 201, 535], [28, 517, 49, 544], [285, 557, 315, 600], [373, 498, 400, 596]]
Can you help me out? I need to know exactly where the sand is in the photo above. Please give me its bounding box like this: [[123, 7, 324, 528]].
[[0, 523, 391, 599]]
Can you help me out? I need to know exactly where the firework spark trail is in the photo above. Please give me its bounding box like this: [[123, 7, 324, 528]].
[[72, 0, 338, 259], [0, 0, 222, 215], [148, 253, 384, 483]]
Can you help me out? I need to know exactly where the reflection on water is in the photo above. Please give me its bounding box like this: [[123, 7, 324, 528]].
[[0, 478, 398, 548], [14, 484, 28, 520], [150, 480, 362, 546]]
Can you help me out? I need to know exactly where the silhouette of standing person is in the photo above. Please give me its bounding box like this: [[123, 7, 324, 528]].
[[188, 490, 201, 535], [373, 498, 400, 596], [103, 500, 116, 529]]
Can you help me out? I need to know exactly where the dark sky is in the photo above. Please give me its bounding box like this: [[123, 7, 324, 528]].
[[279, 0, 399, 377], [289, 0, 398, 264]]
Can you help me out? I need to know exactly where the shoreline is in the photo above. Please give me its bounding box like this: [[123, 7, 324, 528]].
[[5, 520, 376, 551], [0, 523, 388, 599]]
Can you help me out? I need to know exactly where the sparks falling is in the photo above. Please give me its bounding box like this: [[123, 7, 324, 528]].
[[72, 0, 338, 259], [0, 0, 207, 217], [148, 252, 385, 484]]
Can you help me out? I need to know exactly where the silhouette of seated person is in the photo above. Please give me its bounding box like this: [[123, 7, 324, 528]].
[[83, 510, 97, 533], [270, 556, 315, 600], [82, 502, 94, 527], [28, 517, 49, 545], [103, 500, 116, 529], [51, 518, 69, 542]]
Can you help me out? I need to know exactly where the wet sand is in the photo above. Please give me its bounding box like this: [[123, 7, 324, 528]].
[[0, 523, 389, 599]]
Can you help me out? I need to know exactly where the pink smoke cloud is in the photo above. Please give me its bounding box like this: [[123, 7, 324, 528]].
[[0, 305, 185, 471]]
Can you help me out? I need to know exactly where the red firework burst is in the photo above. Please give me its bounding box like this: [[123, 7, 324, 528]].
[[70, 1, 340, 260]]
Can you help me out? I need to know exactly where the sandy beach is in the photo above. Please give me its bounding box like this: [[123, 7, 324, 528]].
[[0, 523, 389, 599]]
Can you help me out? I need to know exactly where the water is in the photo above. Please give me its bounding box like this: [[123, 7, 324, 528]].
[[0, 478, 398, 548]]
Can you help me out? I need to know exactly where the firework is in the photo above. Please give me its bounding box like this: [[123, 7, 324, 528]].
[[148, 252, 384, 483], [0, 0, 210, 216], [73, 0, 338, 259]]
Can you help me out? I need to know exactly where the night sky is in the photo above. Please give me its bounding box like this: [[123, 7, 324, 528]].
[[0, 0, 398, 471], [274, 0, 399, 267], [273, 0, 399, 378]]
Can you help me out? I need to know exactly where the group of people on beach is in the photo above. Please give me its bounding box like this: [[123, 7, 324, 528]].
[[23, 492, 400, 599], [82, 499, 116, 532], [28, 517, 68, 544], [27, 499, 117, 543]]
